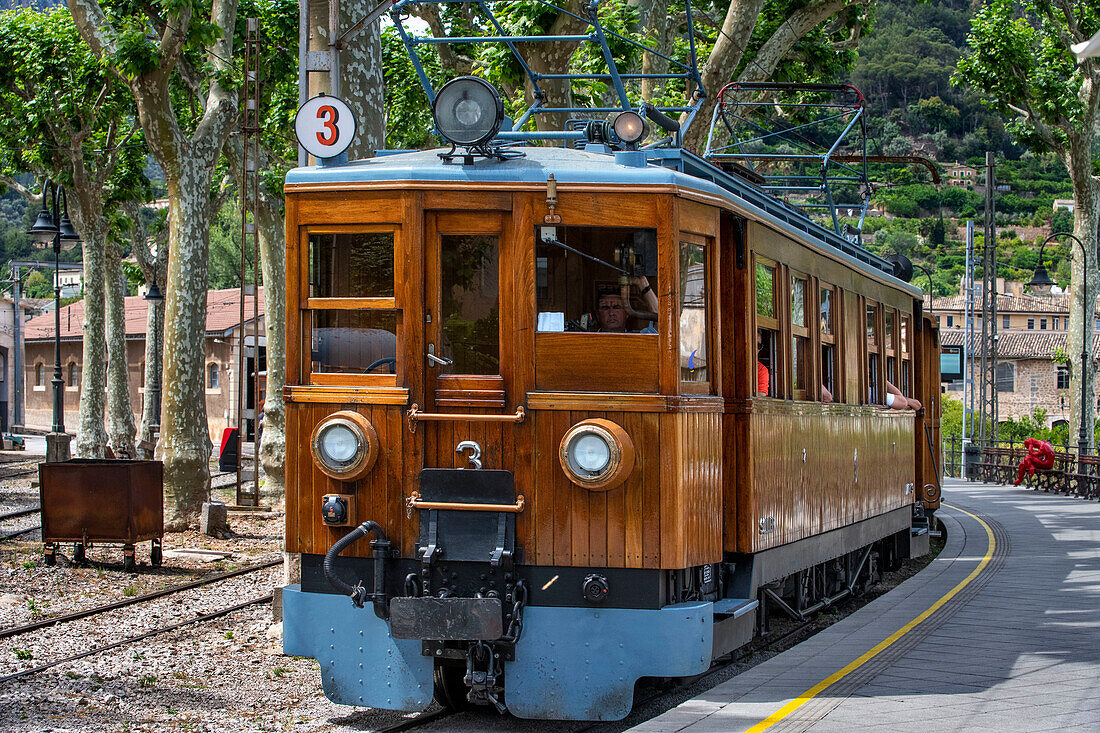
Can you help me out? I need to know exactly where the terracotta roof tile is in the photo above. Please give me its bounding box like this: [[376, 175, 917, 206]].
[[24, 287, 265, 341], [940, 328, 1100, 359], [930, 292, 1100, 315]]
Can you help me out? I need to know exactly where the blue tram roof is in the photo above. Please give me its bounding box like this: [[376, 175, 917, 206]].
[[286, 147, 919, 294]]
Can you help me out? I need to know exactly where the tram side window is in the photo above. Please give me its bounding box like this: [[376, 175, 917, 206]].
[[756, 260, 778, 397], [884, 309, 897, 389], [791, 274, 809, 400], [535, 226, 659, 334], [680, 241, 709, 385], [308, 232, 398, 375], [900, 316, 911, 396], [866, 302, 880, 404], [820, 285, 836, 401]]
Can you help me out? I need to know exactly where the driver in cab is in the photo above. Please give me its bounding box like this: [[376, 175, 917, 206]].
[[595, 277, 658, 333]]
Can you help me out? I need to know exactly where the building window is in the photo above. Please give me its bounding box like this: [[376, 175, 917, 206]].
[[995, 362, 1014, 392], [1057, 365, 1070, 390], [1028, 318, 1035, 330], [35, 363, 44, 387], [1003, 315, 1010, 329], [946, 315, 953, 327], [208, 363, 220, 390], [67, 362, 79, 388], [1040, 318, 1047, 330]]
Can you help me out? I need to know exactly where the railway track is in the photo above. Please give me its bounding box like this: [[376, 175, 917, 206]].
[[0, 558, 283, 684], [0, 505, 41, 543]]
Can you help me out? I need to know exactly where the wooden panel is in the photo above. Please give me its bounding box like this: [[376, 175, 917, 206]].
[[309, 374, 399, 388], [285, 196, 301, 386], [432, 210, 503, 234], [739, 403, 916, 553], [306, 297, 396, 310], [424, 189, 512, 211], [535, 333, 658, 392], [296, 192, 404, 225], [528, 392, 668, 412], [678, 199, 720, 238], [285, 385, 409, 404], [284, 403, 300, 552]]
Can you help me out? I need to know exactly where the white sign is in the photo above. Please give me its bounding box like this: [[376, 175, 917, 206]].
[[295, 95, 357, 159]]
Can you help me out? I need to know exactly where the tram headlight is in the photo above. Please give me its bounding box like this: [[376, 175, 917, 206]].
[[310, 410, 380, 481], [610, 111, 647, 146], [433, 76, 505, 147], [559, 419, 635, 491]]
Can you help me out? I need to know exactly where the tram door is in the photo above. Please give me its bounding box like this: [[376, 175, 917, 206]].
[[423, 211, 506, 411]]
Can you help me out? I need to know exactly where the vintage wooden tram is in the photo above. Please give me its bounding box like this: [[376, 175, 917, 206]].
[[280, 74, 941, 719]]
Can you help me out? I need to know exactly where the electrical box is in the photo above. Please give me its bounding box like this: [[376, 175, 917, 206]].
[[321, 494, 355, 527]]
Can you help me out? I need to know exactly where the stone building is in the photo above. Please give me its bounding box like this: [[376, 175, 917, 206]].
[[22, 288, 266, 442], [933, 288, 1100, 428]]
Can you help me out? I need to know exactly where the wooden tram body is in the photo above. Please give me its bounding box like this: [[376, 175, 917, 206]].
[[281, 146, 941, 720]]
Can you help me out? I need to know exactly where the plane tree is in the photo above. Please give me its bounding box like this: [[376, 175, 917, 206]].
[[0, 7, 149, 458], [68, 0, 241, 527], [954, 0, 1100, 449]]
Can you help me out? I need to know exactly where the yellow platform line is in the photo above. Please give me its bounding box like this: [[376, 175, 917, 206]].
[[747, 505, 995, 732]]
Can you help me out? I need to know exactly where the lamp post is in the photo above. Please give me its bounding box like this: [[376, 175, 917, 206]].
[[28, 181, 79, 461], [144, 257, 164, 442], [1029, 232, 1092, 467]]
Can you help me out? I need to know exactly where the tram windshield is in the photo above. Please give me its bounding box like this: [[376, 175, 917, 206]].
[[308, 232, 399, 374], [535, 226, 659, 334]]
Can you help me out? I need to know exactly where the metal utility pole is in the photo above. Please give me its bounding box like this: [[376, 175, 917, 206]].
[[236, 17, 262, 508], [962, 220, 975, 474], [978, 152, 999, 445]]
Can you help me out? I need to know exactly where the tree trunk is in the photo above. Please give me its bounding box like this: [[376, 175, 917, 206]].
[[160, 160, 217, 529], [255, 192, 286, 508], [339, 1, 384, 156], [104, 239, 136, 457], [1064, 134, 1100, 453], [681, 0, 767, 152], [67, 196, 108, 458]]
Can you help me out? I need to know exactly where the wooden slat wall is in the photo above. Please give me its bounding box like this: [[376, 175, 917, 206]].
[[285, 402, 414, 557], [742, 404, 915, 553]]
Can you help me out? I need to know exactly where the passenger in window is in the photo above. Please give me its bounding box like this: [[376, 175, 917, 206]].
[[884, 380, 921, 411], [592, 277, 657, 333], [756, 329, 771, 396], [822, 385, 833, 403]]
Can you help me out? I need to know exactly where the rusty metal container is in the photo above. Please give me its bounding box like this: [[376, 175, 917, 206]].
[[39, 459, 164, 571]]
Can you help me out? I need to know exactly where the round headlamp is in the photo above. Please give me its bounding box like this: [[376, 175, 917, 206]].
[[432, 76, 505, 147], [310, 410, 379, 481], [609, 111, 647, 146], [559, 419, 635, 491]]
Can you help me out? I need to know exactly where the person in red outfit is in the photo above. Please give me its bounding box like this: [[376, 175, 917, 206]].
[[1015, 437, 1055, 485]]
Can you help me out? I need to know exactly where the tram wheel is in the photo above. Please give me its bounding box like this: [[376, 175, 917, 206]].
[[433, 663, 470, 711]]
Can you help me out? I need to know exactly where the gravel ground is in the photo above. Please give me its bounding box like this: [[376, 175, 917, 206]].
[[0, 462, 418, 733], [0, 455, 941, 733]]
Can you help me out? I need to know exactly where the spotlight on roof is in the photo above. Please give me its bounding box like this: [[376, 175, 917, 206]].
[[432, 76, 505, 148]]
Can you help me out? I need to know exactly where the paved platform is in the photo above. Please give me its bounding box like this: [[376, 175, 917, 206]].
[[631, 478, 1100, 732]]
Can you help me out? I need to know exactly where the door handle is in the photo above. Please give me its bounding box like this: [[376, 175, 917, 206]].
[[427, 343, 452, 367]]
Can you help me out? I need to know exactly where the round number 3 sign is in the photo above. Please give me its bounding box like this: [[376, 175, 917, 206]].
[[295, 95, 357, 160]]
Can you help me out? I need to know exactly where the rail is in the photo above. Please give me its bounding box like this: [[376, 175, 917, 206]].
[[406, 403, 525, 433], [405, 491, 525, 514], [949, 435, 1100, 499]]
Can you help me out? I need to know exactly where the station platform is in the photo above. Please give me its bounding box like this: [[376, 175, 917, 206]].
[[630, 477, 1100, 732]]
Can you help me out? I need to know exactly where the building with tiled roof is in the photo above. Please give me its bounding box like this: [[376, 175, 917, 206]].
[[932, 283, 1100, 429], [23, 288, 266, 440]]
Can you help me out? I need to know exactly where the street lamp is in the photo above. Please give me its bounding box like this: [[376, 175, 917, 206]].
[[1029, 232, 1092, 467], [28, 181, 79, 454], [143, 256, 164, 439]]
